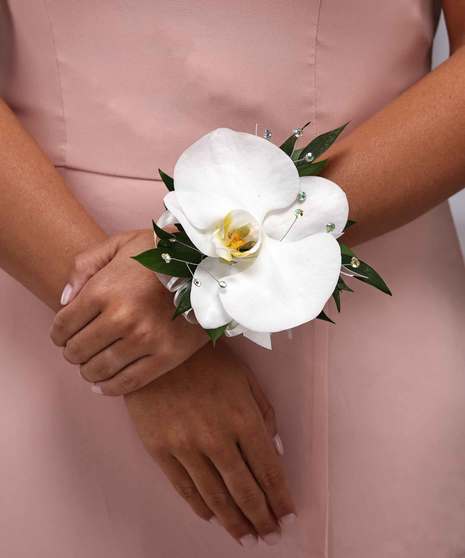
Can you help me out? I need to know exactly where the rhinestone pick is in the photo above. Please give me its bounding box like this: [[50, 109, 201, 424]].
[[161, 253, 171, 263], [295, 209, 304, 217], [297, 191, 307, 202], [326, 223, 336, 233], [293, 127, 303, 138], [350, 256, 360, 269], [263, 129, 272, 140]]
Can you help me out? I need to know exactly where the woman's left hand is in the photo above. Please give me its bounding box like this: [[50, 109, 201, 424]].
[[50, 230, 208, 395]]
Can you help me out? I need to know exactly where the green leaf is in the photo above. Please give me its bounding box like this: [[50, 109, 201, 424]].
[[292, 148, 303, 161], [337, 276, 354, 293], [339, 242, 355, 257], [333, 289, 341, 312], [158, 169, 174, 191], [341, 256, 392, 296], [132, 248, 194, 278], [172, 286, 192, 319], [344, 219, 357, 231], [206, 324, 229, 345], [280, 121, 311, 157], [157, 236, 203, 264], [299, 122, 349, 161], [297, 159, 328, 177], [316, 310, 335, 324], [152, 219, 172, 241]]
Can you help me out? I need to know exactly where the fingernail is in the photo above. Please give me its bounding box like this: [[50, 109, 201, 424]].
[[91, 384, 103, 395], [239, 534, 258, 548], [262, 531, 281, 546], [279, 513, 296, 527], [273, 434, 284, 456], [60, 283, 73, 306]]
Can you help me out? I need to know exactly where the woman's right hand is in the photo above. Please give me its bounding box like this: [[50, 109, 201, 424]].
[[125, 342, 296, 548]]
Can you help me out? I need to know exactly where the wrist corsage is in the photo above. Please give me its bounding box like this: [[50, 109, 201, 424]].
[[134, 123, 391, 349]]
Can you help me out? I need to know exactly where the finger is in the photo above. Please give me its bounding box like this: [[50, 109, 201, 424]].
[[246, 372, 283, 455], [80, 337, 147, 383], [239, 421, 296, 529], [176, 450, 258, 548], [156, 453, 213, 522], [91, 355, 157, 396], [209, 441, 281, 545], [60, 232, 138, 306], [62, 313, 121, 365], [50, 288, 101, 347]]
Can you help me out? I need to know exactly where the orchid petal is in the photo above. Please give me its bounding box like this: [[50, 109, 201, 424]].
[[263, 176, 349, 241], [190, 257, 235, 329], [173, 128, 300, 229], [218, 233, 341, 332], [164, 191, 216, 256]]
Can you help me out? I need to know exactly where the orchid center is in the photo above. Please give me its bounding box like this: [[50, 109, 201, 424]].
[[213, 210, 261, 261]]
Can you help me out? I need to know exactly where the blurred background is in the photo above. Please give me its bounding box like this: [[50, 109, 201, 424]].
[[433, 13, 465, 261]]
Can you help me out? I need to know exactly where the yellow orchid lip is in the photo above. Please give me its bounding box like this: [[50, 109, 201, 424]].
[[213, 210, 261, 261]]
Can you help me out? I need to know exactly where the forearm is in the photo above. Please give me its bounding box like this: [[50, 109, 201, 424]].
[[323, 45, 465, 245], [0, 99, 106, 310]]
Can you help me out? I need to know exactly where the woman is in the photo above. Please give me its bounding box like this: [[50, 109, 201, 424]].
[[1, 1, 464, 556]]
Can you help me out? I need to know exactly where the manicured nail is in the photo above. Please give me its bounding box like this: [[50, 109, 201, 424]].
[[91, 384, 103, 395], [279, 513, 296, 527], [262, 531, 281, 546], [239, 534, 258, 548], [60, 283, 73, 305], [273, 434, 284, 456]]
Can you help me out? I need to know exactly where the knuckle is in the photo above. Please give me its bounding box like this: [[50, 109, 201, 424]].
[[205, 489, 229, 510], [174, 482, 199, 502], [117, 373, 142, 394], [72, 254, 87, 274], [63, 341, 83, 364], [235, 485, 263, 511], [260, 465, 284, 491]]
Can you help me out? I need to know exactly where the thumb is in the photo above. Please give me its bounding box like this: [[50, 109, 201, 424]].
[[60, 232, 137, 306], [247, 371, 284, 456]]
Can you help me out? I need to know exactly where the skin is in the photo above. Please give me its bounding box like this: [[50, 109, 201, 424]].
[[1, 1, 465, 546]]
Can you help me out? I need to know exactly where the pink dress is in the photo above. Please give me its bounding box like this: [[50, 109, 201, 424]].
[[1, 1, 464, 557]]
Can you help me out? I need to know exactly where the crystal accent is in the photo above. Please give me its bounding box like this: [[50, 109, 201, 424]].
[[326, 223, 336, 233], [218, 280, 227, 289], [161, 253, 171, 263], [304, 152, 314, 163], [169, 237, 176, 243], [297, 191, 307, 203], [294, 209, 304, 217], [263, 129, 272, 140], [193, 278, 201, 287], [350, 256, 360, 269], [293, 127, 303, 138]]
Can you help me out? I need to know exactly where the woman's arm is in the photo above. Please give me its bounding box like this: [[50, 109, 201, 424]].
[[0, 98, 106, 309], [325, 6, 465, 245]]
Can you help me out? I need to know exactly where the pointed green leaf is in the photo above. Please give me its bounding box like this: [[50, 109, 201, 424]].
[[157, 236, 203, 264], [337, 276, 354, 293], [152, 219, 172, 241], [158, 168, 174, 191], [341, 256, 392, 296], [300, 122, 349, 161], [172, 286, 192, 320], [280, 121, 311, 156], [206, 324, 229, 346], [132, 248, 193, 277], [339, 242, 355, 257], [297, 159, 328, 177], [333, 288, 341, 312], [344, 219, 357, 231], [316, 310, 335, 324]]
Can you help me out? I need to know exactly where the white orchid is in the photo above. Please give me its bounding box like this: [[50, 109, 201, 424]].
[[158, 128, 349, 349]]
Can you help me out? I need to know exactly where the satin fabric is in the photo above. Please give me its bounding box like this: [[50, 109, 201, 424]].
[[1, 1, 464, 557]]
